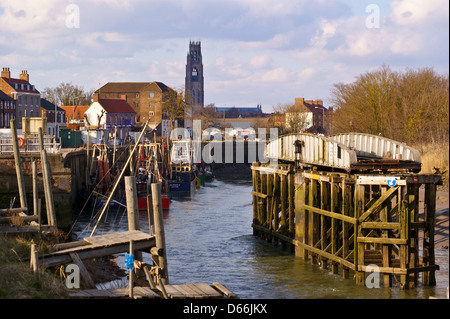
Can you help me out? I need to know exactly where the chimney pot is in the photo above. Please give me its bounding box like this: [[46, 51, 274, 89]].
[[19, 70, 29, 82], [1, 67, 11, 79]]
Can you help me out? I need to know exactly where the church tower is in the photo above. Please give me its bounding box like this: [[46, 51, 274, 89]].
[[185, 41, 204, 108]]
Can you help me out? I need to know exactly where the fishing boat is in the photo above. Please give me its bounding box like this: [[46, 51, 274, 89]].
[[168, 139, 196, 196], [134, 143, 171, 210]]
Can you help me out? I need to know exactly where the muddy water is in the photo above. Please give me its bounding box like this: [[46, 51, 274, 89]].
[[73, 179, 449, 299]]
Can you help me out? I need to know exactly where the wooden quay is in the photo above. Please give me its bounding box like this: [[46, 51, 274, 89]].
[[30, 180, 235, 299], [252, 133, 442, 289]]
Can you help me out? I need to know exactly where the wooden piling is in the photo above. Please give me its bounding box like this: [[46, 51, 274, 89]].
[[151, 182, 169, 285], [10, 119, 27, 209], [125, 176, 142, 261], [38, 127, 57, 227]]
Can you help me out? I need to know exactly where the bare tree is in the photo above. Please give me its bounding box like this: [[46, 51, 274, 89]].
[[42, 82, 93, 106]]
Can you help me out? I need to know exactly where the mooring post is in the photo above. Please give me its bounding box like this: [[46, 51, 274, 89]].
[[129, 240, 134, 299], [38, 128, 57, 227], [151, 182, 169, 285], [32, 160, 38, 217], [125, 176, 142, 262], [10, 119, 27, 210]]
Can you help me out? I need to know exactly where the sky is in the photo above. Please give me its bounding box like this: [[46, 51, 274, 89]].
[[0, 0, 448, 113]]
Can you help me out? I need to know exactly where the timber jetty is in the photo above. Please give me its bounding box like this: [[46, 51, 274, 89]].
[[251, 132, 442, 289], [1, 119, 236, 299]]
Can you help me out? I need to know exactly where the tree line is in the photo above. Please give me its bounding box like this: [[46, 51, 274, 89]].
[[329, 66, 449, 146]]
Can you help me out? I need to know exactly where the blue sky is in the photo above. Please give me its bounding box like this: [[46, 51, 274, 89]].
[[0, 0, 448, 112]]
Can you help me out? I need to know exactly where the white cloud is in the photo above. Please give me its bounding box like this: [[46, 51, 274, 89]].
[[249, 55, 271, 69]]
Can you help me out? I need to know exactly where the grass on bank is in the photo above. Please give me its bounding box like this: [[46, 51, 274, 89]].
[[416, 142, 449, 188], [0, 236, 69, 299]]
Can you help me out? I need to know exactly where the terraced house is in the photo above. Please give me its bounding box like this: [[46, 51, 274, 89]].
[[0, 67, 41, 128], [0, 91, 15, 128]]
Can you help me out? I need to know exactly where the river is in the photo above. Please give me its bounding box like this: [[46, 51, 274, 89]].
[[72, 178, 449, 299]]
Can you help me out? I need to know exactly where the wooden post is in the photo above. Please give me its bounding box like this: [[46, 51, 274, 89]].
[[423, 183, 436, 286], [355, 183, 364, 285], [408, 182, 419, 288], [280, 172, 287, 232], [330, 175, 338, 275], [288, 166, 295, 241], [32, 160, 38, 216], [399, 198, 409, 289], [303, 175, 310, 260], [252, 162, 260, 235], [10, 119, 27, 209], [39, 128, 57, 226], [151, 182, 169, 285], [320, 177, 328, 269], [381, 185, 392, 287], [125, 176, 142, 261], [341, 178, 351, 279], [30, 244, 39, 275], [129, 240, 134, 298]]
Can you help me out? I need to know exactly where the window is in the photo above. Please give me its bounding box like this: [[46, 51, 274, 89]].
[[149, 92, 154, 98], [135, 93, 140, 98]]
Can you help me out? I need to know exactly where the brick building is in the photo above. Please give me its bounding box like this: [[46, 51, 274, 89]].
[[0, 91, 15, 128], [84, 96, 136, 140], [95, 82, 175, 129], [285, 98, 328, 133], [0, 67, 41, 128]]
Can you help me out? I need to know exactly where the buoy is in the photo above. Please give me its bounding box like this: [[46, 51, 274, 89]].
[[17, 137, 24, 148]]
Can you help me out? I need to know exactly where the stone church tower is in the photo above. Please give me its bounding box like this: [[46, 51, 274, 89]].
[[185, 41, 204, 108]]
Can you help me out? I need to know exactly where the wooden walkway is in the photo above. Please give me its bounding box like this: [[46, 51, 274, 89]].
[[70, 282, 236, 299], [38, 230, 155, 268]]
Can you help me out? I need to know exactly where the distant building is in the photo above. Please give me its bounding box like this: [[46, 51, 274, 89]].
[[0, 67, 41, 128], [0, 90, 15, 128], [84, 96, 136, 140], [95, 82, 175, 129], [285, 98, 328, 133], [59, 105, 90, 130], [215, 105, 263, 118], [40, 98, 66, 138]]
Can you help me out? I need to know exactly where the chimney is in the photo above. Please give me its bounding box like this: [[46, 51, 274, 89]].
[[93, 93, 99, 102], [19, 70, 29, 82], [295, 98, 305, 106], [314, 99, 323, 106], [1, 67, 11, 79]]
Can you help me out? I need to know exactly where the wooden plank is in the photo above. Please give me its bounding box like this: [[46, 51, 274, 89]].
[[211, 282, 236, 298], [194, 283, 224, 298], [302, 204, 357, 224], [357, 237, 407, 245], [251, 191, 268, 199], [360, 222, 400, 230], [163, 284, 187, 299]]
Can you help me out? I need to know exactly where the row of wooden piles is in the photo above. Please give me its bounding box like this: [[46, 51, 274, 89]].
[[251, 161, 442, 289], [0, 119, 57, 236]]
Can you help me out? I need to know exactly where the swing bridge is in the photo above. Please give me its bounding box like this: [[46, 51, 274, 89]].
[[251, 132, 441, 289]]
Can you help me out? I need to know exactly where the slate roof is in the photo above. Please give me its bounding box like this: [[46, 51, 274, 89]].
[[98, 99, 136, 114], [96, 81, 173, 93]]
